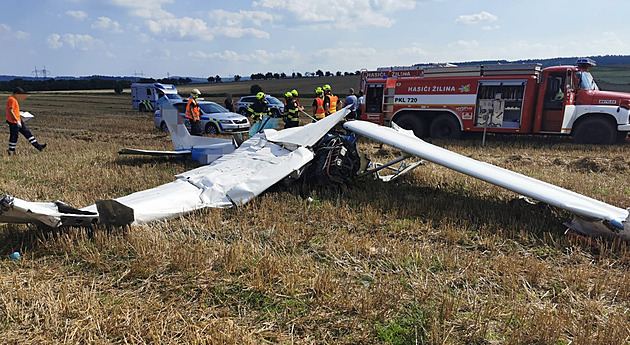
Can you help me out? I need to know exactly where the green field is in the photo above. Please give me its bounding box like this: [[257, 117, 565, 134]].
[[0, 88, 629, 343]]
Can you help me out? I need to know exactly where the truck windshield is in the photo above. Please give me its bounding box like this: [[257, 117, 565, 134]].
[[576, 71, 599, 91]]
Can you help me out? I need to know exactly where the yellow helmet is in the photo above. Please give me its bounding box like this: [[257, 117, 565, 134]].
[[291, 89, 298, 97], [256, 92, 265, 100], [315, 87, 323, 94], [285, 91, 293, 98], [322, 84, 331, 91]]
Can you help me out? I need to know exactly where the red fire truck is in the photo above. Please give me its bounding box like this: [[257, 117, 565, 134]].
[[359, 59, 630, 144]]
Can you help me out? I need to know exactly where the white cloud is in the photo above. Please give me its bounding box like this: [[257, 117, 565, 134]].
[[108, 0, 174, 19], [208, 10, 272, 39], [0, 23, 29, 41], [253, 0, 399, 30], [448, 40, 479, 48], [46, 33, 102, 51], [210, 9, 275, 27], [482, 25, 500, 31], [92, 17, 123, 33], [189, 48, 299, 64], [146, 17, 213, 40], [66, 10, 88, 20], [456, 11, 497, 25]]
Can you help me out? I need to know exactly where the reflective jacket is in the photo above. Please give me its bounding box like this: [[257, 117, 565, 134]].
[[247, 100, 270, 122], [314, 97, 325, 120], [185, 98, 200, 121], [326, 94, 338, 114], [284, 99, 299, 123]]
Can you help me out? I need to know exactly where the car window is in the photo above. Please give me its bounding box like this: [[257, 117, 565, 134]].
[[266, 97, 282, 105], [241, 97, 255, 103], [166, 94, 182, 100], [199, 103, 228, 114]]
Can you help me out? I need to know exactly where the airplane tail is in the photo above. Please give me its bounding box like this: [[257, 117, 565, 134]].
[[161, 104, 230, 150]]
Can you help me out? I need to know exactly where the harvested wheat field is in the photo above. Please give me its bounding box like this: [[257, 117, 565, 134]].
[[1, 92, 630, 344]]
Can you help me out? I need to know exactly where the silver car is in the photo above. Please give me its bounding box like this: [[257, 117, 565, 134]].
[[154, 101, 250, 134]]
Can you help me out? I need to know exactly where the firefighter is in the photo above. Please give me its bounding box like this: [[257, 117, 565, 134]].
[[283, 91, 299, 129], [312, 87, 326, 120], [322, 84, 339, 116], [291, 89, 304, 112], [247, 92, 270, 123], [185, 89, 202, 136], [6, 87, 46, 155]]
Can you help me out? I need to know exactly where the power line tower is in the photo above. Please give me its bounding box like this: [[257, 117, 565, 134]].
[[133, 70, 145, 81], [31, 66, 51, 78]]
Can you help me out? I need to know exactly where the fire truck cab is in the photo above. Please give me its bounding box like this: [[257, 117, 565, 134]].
[[360, 59, 630, 144]]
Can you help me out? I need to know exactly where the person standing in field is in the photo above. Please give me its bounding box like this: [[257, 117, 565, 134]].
[[247, 92, 270, 123], [356, 89, 365, 120], [312, 87, 326, 120], [224, 93, 234, 112], [344, 88, 358, 120], [186, 89, 203, 136], [283, 91, 299, 129], [6, 87, 46, 155], [322, 84, 338, 116], [291, 89, 304, 112]]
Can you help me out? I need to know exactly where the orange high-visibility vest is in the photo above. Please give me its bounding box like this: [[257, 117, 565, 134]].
[[327, 94, 338, 114], [185, 98, 200, 121], [314, 97, 325, 120]]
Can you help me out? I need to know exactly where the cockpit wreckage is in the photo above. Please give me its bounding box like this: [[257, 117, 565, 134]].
[[1, 104, 629, 240]]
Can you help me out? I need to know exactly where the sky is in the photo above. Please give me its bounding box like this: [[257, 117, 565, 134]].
[[0, 0, 628, 79]]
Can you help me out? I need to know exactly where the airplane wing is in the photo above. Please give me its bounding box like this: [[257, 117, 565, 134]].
[[0, 195, 98, 228], [79, 108, 350, 226], [343, 120, 630, 238]]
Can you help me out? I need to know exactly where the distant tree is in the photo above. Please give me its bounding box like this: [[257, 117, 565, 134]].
[[316, 70, 324, 77], [280, 72, 286, 79], [296, 72, 302, 78], [207, 76, 215, 83], [265, 72, 273, 80], [234, 75, 241, 82], [113, 82, 123, 94], [336, 71, 342, 76], [215, 75, 221, 83], [250, 84, 263, 94], [292, 72, 296, 78], [325, 71, 332, 77], [273, 73, 280, 79], [355, 70, 360, 75], [185, 77, 192, 84]]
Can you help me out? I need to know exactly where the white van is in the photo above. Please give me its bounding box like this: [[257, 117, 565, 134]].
[[131, 83, 182, 112]]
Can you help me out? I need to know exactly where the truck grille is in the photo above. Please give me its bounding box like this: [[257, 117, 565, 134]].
[[233, 119, 248, 124]]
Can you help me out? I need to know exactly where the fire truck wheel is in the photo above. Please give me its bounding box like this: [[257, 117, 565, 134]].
[[573, 117, 616, 144], [429, 115, 461, 139], [394, 114, 426, 138]]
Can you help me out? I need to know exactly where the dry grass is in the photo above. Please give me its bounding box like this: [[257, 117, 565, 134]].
[[1, 93, 630, 344]]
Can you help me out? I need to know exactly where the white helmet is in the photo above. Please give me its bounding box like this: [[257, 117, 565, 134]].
[[190, 88, 201, 96]]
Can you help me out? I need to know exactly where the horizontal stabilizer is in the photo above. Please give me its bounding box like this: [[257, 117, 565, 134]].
[[119, 148, 191, 156]]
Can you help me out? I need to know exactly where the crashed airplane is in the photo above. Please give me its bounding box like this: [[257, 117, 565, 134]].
[[1, 104, 629, 240]]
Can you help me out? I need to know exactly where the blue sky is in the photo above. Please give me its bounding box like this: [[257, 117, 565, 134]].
[[0, 0, 628, 79]]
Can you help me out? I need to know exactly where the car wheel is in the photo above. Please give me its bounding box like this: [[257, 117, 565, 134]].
[[429, 115, 462, 139], [239, 108, 248, 116], [271, 109, 280, 118], [160, 121, 169, 132], [139, 104, 146, 112], [205, 123, 219, 135]]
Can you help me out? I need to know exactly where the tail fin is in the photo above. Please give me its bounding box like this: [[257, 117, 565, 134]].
[[162, 104, 225, 150]]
